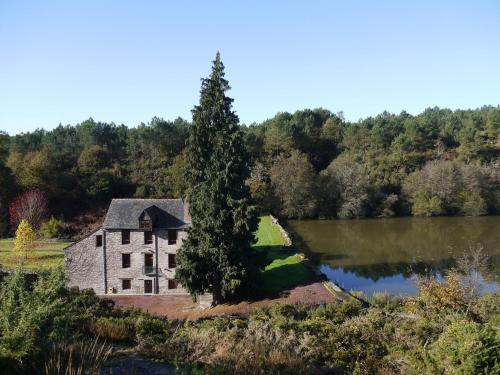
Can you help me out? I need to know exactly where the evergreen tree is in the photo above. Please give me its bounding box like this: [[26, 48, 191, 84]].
[[175, 53, 259, 304]]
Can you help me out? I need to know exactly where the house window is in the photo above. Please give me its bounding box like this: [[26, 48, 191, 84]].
[[95, 235, 103, 247], [144, 231, 153, 244], [143, 253, 154, 275], [168, 279, 177, 289], [122, 253, 131, 268], [121, 229, 130, 245], [139, 219, 152, 231], [144, 280, 153, 294], [168, 253, 176, 268], [144, 253, 153, 267], [168, 229, 177, 245], [122, 279, 131, 290]]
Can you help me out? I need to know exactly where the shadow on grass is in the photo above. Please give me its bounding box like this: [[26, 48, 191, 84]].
[[250, 244, 317, 298], [261, 262, 314, 296], [253, 245, 295, 263], [33, 253, 65, 261]]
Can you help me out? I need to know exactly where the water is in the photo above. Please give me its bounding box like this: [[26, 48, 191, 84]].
[[287, 216, 500, 296]]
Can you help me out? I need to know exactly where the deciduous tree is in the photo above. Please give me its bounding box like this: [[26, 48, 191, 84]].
[[270, 150, 318, 218], [9, 189, 48, 231], [323, 157, 372, 218], [14, 219, 35, 260]]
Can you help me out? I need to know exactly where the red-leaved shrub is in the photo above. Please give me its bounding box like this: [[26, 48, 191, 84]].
[[9, 189, 48, 231]]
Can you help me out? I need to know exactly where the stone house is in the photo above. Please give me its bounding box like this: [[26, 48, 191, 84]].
[[65, 198, 191, 295]]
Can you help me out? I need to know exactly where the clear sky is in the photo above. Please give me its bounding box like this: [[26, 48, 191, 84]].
[[1, 1, 499, 134]]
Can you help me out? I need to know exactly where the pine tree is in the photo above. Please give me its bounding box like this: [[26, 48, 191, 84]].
[[175, 53, 259, 304]]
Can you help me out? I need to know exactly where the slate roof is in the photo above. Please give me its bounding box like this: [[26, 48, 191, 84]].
[[103, 199, 191, 229]]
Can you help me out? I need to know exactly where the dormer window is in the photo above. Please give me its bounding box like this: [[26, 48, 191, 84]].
[[139, 211, 153, 231], [139, 219, 152, 231]]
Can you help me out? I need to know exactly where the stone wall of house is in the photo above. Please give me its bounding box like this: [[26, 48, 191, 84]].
[[64, 227, 217, 303], [105, 228, 188, 295], [65, 229, 106, 294]]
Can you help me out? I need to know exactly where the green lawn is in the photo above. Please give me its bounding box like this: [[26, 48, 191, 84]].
[[0, 217, 311, 290], [254, 215, 313, 294], [0, 239, 73, 270]]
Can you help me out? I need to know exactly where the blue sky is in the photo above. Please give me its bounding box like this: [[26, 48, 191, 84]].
[[1, 1, 499, 134]]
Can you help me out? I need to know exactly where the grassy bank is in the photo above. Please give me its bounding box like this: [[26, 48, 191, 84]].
[[254, 215, 313, 294], [0, 239, 72, 269]]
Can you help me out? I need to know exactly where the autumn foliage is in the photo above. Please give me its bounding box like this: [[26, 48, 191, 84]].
[[9, 189, 48, 231], [14, 219, 35, 260]]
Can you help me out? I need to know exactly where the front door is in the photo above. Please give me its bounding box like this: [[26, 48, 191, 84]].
[[144, 279, 153, 294]]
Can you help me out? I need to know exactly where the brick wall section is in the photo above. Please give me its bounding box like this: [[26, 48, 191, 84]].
[[65, 228, 189, 295]]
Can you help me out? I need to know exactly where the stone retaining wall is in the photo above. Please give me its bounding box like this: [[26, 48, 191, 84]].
[[269, 215, 292, 247]]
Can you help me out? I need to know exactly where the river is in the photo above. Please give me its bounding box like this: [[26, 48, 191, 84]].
[[287, 216, 500, 296]]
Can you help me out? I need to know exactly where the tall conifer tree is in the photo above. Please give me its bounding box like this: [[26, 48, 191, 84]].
[[175, 53, 259, 304]]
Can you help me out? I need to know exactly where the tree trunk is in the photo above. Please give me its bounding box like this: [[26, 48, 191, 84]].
[[212, 273, 222, 305]]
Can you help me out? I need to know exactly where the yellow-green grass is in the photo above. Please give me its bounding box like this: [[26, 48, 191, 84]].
[[254, 215, 313, 294], [0, 239, 73, 269]]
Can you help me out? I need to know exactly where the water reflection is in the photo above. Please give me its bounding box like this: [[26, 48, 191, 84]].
[[288, 216, 500, 296]]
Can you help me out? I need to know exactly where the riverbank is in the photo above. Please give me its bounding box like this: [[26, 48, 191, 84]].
[[287, 216, 500, 296]]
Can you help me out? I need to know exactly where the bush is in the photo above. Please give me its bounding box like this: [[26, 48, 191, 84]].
[[40, 216, 65, 239], [135, 315, 172, 348], [0, 269, 116, 373], [407, 319, 500, 374], [89, 317, 133, 342], [472, 293, 500, 324], [407, 271, 470, 315]]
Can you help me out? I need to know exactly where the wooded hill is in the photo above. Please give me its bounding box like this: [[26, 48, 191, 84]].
[[1, 106, 499, 235]]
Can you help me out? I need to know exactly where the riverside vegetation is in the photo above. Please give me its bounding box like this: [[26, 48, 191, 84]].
[[0, 266, 498, 374]]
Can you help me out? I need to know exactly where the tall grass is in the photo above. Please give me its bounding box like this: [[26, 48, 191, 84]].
[[44, 339, 112, 375], [89, 317, 133, 342]]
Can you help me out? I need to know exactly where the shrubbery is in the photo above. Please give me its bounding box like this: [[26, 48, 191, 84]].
[[39, 217, 66, 239], [0, 267, 498, 374]]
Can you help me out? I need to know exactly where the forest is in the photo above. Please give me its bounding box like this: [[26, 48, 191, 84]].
[[0, 105, 499, 236]]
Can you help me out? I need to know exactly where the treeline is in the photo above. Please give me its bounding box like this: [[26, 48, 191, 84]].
[[0, 117, 190, 235], [1, 106, 499, 234]]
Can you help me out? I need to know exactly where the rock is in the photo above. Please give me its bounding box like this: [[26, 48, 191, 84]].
[[101, 355, 176, 375]]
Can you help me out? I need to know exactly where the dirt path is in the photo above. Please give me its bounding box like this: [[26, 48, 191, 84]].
[[104, 281, 338, 320]]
